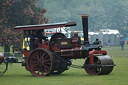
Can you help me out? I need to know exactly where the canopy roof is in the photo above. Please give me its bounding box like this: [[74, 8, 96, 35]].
[[14, 22, 76, 31]]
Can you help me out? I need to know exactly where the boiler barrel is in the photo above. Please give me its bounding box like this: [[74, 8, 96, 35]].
[[58, 47, 89, 59]]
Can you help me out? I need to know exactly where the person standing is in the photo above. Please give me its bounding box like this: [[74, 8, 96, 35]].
[[36, 29, 48, 44], [120, 37, 125, 50], [30, 30, 37, 51], [108, 35, 111, 49]]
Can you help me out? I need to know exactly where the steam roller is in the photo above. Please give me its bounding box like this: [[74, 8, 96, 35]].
[[14, 14, 115, 76], [0, 14, 115, 77]]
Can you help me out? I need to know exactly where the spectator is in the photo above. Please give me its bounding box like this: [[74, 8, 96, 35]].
[[120, 37, 125, 50], [108, 35, 111, 48]]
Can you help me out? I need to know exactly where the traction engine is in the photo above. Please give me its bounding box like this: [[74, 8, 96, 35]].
[[0, 15, 115, 76]]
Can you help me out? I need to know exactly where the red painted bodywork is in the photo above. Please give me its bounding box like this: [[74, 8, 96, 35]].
[[52, 34, 84, 59], [89, 50, 107, 64], [38, 41, 50, 50], [22, 51, 30, 71], [72, 34, 80, 46]]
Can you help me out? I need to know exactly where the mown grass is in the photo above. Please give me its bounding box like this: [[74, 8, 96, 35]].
[[102, 45, 128, 57], [0, 45, 128, 85]]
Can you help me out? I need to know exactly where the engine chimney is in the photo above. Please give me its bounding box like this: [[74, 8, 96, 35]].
[[81, 14, 89, 44]]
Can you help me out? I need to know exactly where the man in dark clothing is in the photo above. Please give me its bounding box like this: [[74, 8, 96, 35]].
[[108, 35, 111, 47], [93, 38, 101, 45], [36, 29, 48, 44], [30, 30, 37, 51], [120, 37, 125, 50]]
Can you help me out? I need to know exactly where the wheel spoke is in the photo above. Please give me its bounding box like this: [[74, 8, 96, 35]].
[[39, 52, 45, 62], [36, 55, 40, 61], [31, 60, 38, 64], [32, 54, 39, 61], [41, 52, 45, 59], [32, 56, 38, 61], [43, 66, 48, 72], [34, 51, 40, 61], [43, 64, 50, 69], [38, 51, 42, 59], [44, 55, 49, 59], [44, 59, 51, 63], [31, 62, 38, 67], [45, 62, 51, 65], [30, 64, 38, 71]]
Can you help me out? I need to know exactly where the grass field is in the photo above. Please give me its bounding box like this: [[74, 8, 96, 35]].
[[0, 46, 128, 85]]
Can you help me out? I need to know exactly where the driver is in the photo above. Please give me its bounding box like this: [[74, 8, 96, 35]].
[[36, 29, 48, 44], [30, 30, 37, 51]]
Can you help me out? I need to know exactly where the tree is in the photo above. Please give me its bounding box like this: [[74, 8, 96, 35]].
[[120, 1, 128, 34], [38, 0, 128, 34], [0, 0, 49, 53]]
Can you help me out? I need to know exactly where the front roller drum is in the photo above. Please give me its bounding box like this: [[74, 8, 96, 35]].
[[27, 48, 54, 77], [84, 55, 114, 75]]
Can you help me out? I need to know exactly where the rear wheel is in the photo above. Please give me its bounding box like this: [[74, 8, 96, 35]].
[[84, 55, 114, 75], [28, 48, 54, 76]]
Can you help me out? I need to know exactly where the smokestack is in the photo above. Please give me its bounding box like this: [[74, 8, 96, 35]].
[[81, 14, 89, 44]]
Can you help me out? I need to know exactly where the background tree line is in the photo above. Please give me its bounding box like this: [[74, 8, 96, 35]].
[[0, 0, 128, 53], [0, 0, 48, 52], [38, 0, 128, 34]]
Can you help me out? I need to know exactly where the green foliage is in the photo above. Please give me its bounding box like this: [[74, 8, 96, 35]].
[[0, 0, 49, 50], [38, 0, 128, 33]]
